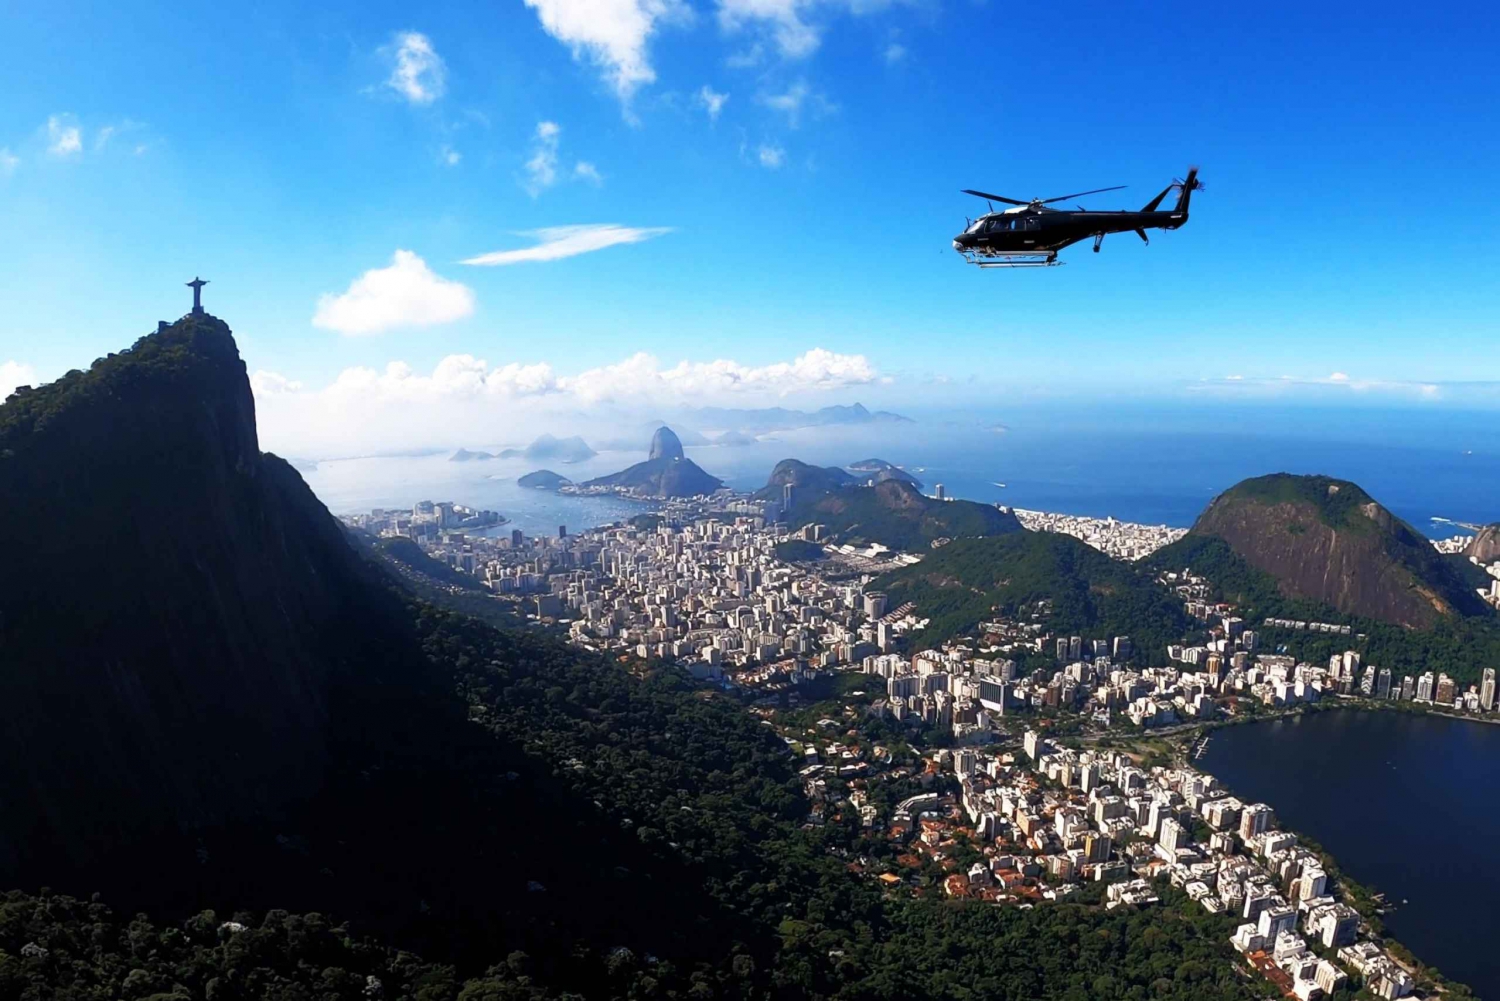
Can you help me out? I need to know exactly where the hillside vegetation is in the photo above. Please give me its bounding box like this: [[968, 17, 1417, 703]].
[[1191, 473, 1488, 627], [787, 478, 1022, 552], [877, 531, 1191, 660], [1150, 533, 1500, 685]]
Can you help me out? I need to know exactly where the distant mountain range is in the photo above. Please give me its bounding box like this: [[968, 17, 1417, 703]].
[[692, 402, 911, 433]]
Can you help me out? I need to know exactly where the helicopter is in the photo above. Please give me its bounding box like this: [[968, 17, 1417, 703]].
[[953, 167, 1202, 268]]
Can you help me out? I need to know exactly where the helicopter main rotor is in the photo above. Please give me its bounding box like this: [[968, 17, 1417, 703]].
[[960, 185, 1127, 210]]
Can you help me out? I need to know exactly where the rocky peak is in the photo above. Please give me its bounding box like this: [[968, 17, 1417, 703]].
[[649, 425, 685, 461]]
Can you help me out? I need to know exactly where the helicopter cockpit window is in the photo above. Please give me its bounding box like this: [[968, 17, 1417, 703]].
[[966, 218, 987, 234]]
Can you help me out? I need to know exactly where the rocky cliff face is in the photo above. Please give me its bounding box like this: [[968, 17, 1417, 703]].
[[1190, 473, 1488, 628], [1467, 524, 1500, 563], [648, 425, 685, 461], [0, 314, 415, 877]]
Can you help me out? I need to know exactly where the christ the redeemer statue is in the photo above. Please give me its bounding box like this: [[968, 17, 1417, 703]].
[[187, 277, 209, 315]]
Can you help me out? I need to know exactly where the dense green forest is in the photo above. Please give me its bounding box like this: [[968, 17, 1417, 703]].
[[1150, 534, 1500, 685], [875, 531, 1193, 663], [785, 480, 1021, 553]]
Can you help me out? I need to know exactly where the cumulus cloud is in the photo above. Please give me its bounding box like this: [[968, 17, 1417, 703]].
[[250, 346, 885, 453], [313, 250, 476, 336], [757, 143, 785, 168], [1, 360, 38, 400], [385, 32, 447, 104], [522, 0, 690, 105], [560, 348, 883, 402], [462, 224, 671, 266], [46, 115, 82, 156], [697, 85, 730, 122]]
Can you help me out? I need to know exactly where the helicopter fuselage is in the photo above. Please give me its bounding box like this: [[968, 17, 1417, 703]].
[[953, 207, 1186, 257], [954, 168, 1201, 266]]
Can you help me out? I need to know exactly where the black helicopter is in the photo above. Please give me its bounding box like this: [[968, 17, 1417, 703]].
[[953, 167, 1202, 267]]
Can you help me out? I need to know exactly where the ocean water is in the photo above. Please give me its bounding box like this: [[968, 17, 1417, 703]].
[[299, 405, 1500, 537]]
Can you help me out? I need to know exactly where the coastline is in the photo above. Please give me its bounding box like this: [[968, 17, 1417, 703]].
[[1186, 706, 1482, 998]]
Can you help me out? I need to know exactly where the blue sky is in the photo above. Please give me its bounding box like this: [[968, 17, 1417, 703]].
[[2, 0, 1497, 453]]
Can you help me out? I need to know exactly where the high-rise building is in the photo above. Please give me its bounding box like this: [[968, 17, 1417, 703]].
[[1158, 817, 1187, 853], [1376, 667, 1392, 699], [1415, 671, 1435, 701], [510, 528, 524, 548], [1434, 673, 1456, 705], [934, 484, 946, 500], [558, 525, 568, 539], [1400, 675, 1415, 700], [1481, 668, 1497, 712], [1239, 803, 1273, 840]]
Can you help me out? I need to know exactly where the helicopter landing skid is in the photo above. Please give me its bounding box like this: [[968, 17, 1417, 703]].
[[961, 251, 1061, 269]]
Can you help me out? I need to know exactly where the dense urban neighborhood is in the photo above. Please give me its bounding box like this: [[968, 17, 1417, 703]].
[[341, 486, 1500, 1000]]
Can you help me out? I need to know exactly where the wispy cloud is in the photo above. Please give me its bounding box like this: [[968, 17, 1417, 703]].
[[1, 360, 38, 399], [757, 143, 785, 169], [461, 224, 672, 266], [524, 121, 562, 195], [385, 32, 447, 105], [697, 84, 730, 122], [573, 161, 604, 185], [439, 144, 462, 166], [46, 115, 82, 157], [718, 0, 820, 58], [759, 79, 834, 127], [1193, 372, 1448, 400], [522, 0, 691, 108], [0, 148, 17, 176], [313, 250, 475, 336], [883, 42, 906, 64]]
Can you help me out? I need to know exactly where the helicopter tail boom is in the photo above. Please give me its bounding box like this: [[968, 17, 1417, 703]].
[[1174, 167, 1201, 217]]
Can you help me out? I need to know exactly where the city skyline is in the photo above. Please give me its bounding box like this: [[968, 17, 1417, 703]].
[[3, 0, 1498, 457]]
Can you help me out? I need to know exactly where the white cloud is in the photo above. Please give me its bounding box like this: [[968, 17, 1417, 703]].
[[47, 115, 82, 156], [757, 143, 785, 168], [717, 0, 903, 59], [524, 120, 562, 195], [560, 347, 883, 402], [718, 0, 820, 57], [385, 32, 447, 105], [313, 250, 476, 336], [250, 371, 304, 395], [1, 360, 38, 399], [697, 84, 730, 122], [250, 347, 885, 453], [440, 144, 462, 166], [0, 148, 17, 176], [94, 125, 117, 151], [574, 160, 603, 185], [883, 42, 905, 63], [1194, 372, 1447, 400], [522, 0, 691, 105], [759, 78, 834, 126], [462, 224, 671, 266]]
